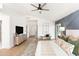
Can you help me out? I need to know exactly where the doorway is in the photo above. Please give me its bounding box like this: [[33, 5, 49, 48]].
[[28, 20, 38, 38]]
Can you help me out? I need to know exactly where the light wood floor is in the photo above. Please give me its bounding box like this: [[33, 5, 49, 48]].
[[0, 37, 38, 56]]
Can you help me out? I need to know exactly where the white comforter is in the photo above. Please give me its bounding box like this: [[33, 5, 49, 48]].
[[35, 40, 74, 56]]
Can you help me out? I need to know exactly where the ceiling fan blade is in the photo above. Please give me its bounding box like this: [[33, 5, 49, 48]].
[[32, 9, 38, 11], [31, 4, 38, 8], [41, 3, 46, 8], [42, 9, 49, 11]]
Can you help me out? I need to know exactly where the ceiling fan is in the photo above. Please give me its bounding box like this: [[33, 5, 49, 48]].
[[31, 3, 49, 14]]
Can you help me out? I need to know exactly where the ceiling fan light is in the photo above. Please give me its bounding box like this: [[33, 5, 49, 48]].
[[38, 10, 41, 12], [38, 10, 42, 14]]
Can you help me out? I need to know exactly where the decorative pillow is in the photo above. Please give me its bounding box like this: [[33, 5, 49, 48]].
[[61, 42, 74, 55], [55, 38, 75, 55], [69, 35, 78, 41], [55, 38, 63, 46]]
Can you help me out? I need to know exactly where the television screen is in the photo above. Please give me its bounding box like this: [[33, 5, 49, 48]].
[[16, 26, 23, 34]]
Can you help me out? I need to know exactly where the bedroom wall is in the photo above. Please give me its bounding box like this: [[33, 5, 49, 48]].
[[9, 15, 27, 48], [56, 10, 79, 29]]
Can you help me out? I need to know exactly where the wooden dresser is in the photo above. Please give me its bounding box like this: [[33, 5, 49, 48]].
[[14, 34, 27, 45]]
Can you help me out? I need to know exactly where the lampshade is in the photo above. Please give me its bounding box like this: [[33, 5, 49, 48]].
[[59, 27, 65, 31]]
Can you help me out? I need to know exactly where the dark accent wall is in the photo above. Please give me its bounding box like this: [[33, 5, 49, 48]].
[[55, 10, 79, 29]]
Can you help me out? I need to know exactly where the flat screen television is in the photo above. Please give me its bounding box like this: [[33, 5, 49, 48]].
[[16, 26, 23, 34]]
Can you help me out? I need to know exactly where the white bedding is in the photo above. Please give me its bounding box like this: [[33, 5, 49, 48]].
[[35, 40, 74, 56]]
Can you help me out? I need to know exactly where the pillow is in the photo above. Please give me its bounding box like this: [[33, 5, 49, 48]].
[[55, 38, 75, 55], [55, 38, 63, 46], [60, 40, 75, 55], [69, 35, 78, 41], [56, 39, 67, 47]]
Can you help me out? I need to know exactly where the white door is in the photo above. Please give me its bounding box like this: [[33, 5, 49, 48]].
[[28, 20, 38, 37]]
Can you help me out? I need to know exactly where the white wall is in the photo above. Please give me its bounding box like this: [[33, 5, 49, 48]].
[[9, 15, 27, 48], [0, 13, 11, 48], [49, 21, 55, 39]]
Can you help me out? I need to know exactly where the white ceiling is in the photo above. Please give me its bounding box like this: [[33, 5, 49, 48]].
[[1, 3, 79, 21]]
